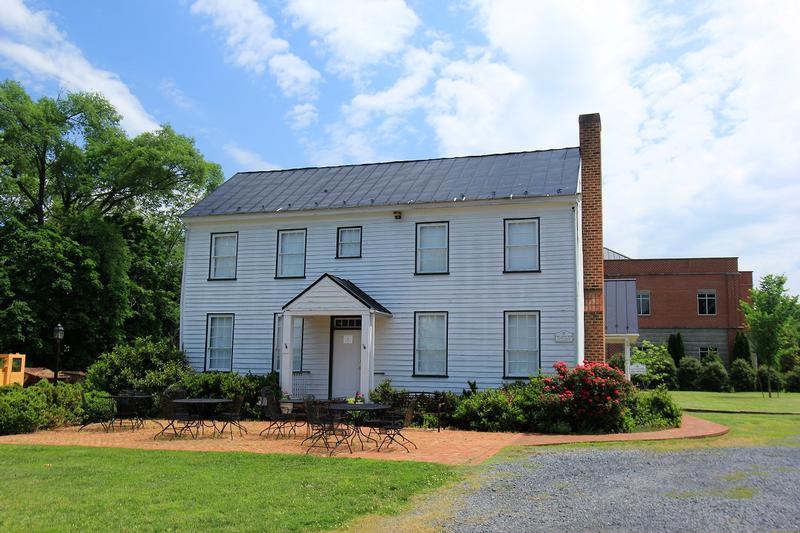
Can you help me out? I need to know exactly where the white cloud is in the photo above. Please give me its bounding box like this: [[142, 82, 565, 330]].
[[159, 79, 194, 110], [223, 143, 277, 171], [0, 0, 158, 134], [286, 103, 318, 130], [190, 0, 320, 98], [286, 0, 420, 75]]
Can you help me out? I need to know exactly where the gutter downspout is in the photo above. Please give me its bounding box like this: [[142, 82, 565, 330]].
[[574, 195, 585, 365]]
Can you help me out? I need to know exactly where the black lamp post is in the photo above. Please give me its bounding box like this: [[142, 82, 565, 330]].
[[53, 323, 64, 385]]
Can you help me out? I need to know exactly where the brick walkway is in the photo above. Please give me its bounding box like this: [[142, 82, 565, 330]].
[[0, 415, 727, 465]]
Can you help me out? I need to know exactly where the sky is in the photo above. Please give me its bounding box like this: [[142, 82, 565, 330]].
[[1, 0, 799, 292]]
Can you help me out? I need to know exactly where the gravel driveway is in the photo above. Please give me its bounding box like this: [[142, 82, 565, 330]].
[[442, 447, 800, 532]]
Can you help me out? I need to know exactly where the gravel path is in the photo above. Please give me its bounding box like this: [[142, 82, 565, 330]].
[[442, 447, 800, 532]]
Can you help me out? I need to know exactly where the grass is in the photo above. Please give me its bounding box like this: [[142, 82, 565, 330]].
[[0, 445, 458, 532], [670, 391, 800, 413]]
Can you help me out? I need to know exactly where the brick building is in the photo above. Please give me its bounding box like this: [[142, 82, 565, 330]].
[[604, 252, 752, 364]]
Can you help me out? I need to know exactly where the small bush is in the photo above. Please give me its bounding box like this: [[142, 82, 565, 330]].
[[785, 368, 800, 392], [82, 390, 116, 425], [179, 371, 276, 419], [678, 357, 702, 390], [0, 381, 86, 435], [607, 353, 625, 371], [698, 360, 729, 392], [451, 388, 522, 432], [629, 386, 682, 430], [729, 359, 757, 392], [757, 366, 784, 392], [631, 341, 678, 390]]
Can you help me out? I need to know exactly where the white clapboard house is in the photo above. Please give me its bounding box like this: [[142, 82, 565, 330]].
[[179, 114, 606, 399]]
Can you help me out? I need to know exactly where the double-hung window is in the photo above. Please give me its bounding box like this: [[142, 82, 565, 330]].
[[505, 311, 540, 377], [416, 222, 448, 274], [276, 229, 306, 278], [206, 314, 234, 371], [336, 226, 362, 258], [698, 290, 717, 315], [505, 218, 540, 272], [414, 312, 448, 375], [636, 290, 651, 316], [209, 233, 237, 279], [698, 346, 717, 360], [273, 314, 303, 372]]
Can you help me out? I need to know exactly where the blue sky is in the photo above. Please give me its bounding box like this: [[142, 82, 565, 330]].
[[2, 0, 799, 292]]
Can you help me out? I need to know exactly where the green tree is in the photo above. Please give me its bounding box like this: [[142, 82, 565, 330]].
[[731, 331, 752, 363], [667, 333, 685, 366], [741, 275, 799, 397]]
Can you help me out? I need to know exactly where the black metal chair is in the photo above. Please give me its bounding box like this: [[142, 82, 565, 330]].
[[302, 399, 352, 455], [153, 386, 196, 439], [216, 395, 247, 438], [259, 387, 296, 438], [111, 390, 147, 430], [368, 397, 418, 453], [78, 390, 114, 432]]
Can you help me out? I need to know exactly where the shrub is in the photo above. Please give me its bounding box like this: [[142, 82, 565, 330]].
[[178, 371, 275, 419], [629, 386, 682, 430], [698, 360, 729, 392], [677, 357, 702, 390], [757, 366, 784, 392], [667, 333, 686, 366], [451, 388, 522, 432], [731, 331, 752, 362], [542, 361, 633, 433], [729, 359, 757, 392], [82, 390, 116, 425], [0, 381, 86, 435], [631, 341, 678, 389], [785, 368, 800, 392], [85, 336, 191, 393], [607, 353, 625, 371]]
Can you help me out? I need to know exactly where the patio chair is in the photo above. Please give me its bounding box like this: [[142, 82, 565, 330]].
[[216, 395, 247, 439], [113, 392, 143, 430], [78, 390, 114, 432], [153, 386, 196, 439], [302, 399, 352, 456], [368, 397, 418, 453], [258, 387, 298, 438]]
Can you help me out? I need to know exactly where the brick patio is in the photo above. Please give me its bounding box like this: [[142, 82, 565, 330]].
[[0, 415, 727, 465]]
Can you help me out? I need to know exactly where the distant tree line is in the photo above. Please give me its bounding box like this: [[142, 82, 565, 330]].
[[0, 80, 222, 369]]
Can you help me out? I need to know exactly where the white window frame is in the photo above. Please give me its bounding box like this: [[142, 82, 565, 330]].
[[206, 314, 234, 371], [276, 229, 307, 278], [415, 222, 449, 274], [698, 346, 717, 360], [636, 290, 651, 316], [413, 311, 448, 376], [504, 218, 540, 272], [504, 311, 540, 378], [273, 314, 303, 372], [209, 232, 238, 280], [697, 289, 717, 316], [336, 226, 362, 258]]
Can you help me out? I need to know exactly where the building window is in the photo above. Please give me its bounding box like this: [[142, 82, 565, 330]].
[[273, 314, 303, 372], [336, 226, 362, 258], [636, 291, 651, 316], [276, 229, 306, 278], [414, 312, 448, 375], [504, 218, 540, 272], [505, 311, 540, 377], [698, 290, 717, 315], [698, 346, 717, 361], [206, 314, 234, 371], [209, 233, 237, 279], [415, 222, 448, 274]]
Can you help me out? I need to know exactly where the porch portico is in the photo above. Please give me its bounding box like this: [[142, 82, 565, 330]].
[[279, 274, 391, 401]]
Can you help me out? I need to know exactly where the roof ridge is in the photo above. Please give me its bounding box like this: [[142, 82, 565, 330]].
[[233, 146, 580, 175]]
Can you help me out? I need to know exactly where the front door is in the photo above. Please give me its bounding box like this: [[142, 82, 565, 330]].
[[331, 327, 361, 399]]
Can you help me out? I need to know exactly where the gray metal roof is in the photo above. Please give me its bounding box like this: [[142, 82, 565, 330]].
[[184, 147, 580, 218], [605, 279, 639, 335]]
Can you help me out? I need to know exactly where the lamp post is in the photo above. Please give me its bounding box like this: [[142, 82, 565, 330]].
[[53, 323, 64, 385]]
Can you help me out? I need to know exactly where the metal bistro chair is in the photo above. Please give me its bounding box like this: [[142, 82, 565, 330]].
[[113, 390, 144, 430], [216, 395, 247, 439], [259, 388, 297, 438], [153, 386, 197, 439], [78, 390, 114, 432], [368, 396, 418, 453], [302, 399, 352, 456]]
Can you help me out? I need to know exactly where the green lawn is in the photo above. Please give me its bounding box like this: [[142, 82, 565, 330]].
[[670, 391, 800, 413], [0, 445, 457, 532]]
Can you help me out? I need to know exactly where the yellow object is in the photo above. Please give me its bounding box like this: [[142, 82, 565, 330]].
[[0, 353, 26, 386]]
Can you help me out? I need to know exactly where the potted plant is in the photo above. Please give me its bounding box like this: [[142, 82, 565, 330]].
[[280, 391, 293, 414]]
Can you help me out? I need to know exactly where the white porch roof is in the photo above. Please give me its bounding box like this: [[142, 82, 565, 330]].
[[282, 273, 391, 316]]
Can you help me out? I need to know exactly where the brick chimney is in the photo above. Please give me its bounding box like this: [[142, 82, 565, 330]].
[[579, 113, 605, 362]]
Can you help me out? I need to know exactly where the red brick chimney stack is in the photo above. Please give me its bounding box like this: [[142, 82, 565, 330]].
[[579, 113, 605, 363]]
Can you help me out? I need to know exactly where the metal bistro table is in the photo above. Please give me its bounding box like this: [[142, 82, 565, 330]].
[[327, 403, 389, 450], [107, 393, 154, 431], [171, 398, 232, 437]]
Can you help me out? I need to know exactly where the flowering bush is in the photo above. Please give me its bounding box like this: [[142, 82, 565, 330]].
[[542, 361, 634, 433]]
